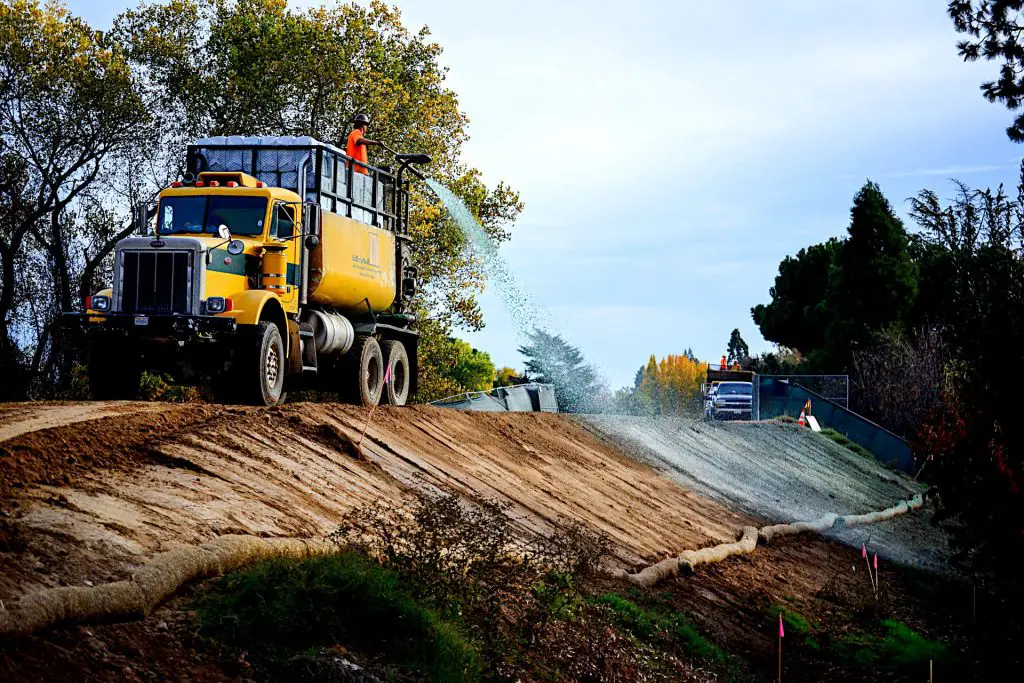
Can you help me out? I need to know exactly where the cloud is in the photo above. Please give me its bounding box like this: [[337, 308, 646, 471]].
[[866, 163, 1020, 179]]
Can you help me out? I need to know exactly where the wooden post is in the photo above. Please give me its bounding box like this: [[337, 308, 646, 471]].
[[929, 659, 933, 682], [778, 613, 784, 682]]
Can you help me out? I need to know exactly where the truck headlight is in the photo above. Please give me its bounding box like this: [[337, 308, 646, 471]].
[[205, 296, 231, 314], [89, 295, 111, 312]]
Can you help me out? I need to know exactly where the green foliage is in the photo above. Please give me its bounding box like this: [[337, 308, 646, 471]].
[[492, 366, 520, 388], [446, 340, 496, 393], [768, 604, 815, 636], [592, 593, 725, 664], [194, 551, 481, 682], [518, 328, 603, 413], [137, 371, 203, 402], [329, 491, 611, 678], [751, 239, 840, 360], [753, 181, 917, 372], [907, 174, 1024, 573], [726, 328, 749, 366], [2, 0, 523, 400], [819, 428, 875, 461], [834, 620, 947, 670], [949, 1, 1024, 142], [825, 181, 918, 368]]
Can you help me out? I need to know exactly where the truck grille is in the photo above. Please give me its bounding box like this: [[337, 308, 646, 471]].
[[120, 251, 193, 314]]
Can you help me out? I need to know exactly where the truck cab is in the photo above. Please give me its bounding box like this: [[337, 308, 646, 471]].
[[64, 136, 429, 407]]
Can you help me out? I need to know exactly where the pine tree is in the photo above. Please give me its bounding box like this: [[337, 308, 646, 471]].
[[518, 329, 602, 413], [726, 329, 749, 365]]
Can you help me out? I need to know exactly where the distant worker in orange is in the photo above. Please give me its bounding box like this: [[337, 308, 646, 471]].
[[346, 113, 384, 175], [731, 360, 741, 371], [720, 355, 727, 370]]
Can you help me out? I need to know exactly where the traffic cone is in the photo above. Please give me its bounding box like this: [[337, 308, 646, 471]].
[[798, 409, 806, 427]]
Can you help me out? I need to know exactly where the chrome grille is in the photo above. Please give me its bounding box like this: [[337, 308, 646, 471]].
[[120, 251, 193, 314]]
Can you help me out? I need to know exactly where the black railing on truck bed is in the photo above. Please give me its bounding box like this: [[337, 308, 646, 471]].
[[186, 136, 412, 235]]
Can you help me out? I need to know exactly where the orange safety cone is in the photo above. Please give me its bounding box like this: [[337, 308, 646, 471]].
[[798, 409, 806, 427]]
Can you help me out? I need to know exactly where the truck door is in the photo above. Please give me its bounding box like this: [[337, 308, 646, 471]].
[[270, 202, 299, 307]]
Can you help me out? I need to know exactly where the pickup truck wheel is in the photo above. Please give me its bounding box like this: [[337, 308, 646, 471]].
[[88, 342, 141, 400], [342, 336, 383, 407], [380, 340, 410, 406], [237, 322, 286, 406]]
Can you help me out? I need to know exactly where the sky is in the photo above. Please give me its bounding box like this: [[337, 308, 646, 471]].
[[73, 0, 1021, 389]]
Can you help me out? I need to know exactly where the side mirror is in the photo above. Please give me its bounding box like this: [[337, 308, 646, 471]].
[[135, 202, 154, 235], [304, 234, 320, 250], [217, 224, 230, 240], [227, 239, 245, 255]]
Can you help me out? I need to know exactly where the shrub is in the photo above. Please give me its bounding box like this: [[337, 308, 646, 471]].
[[329, 491, 611, 677], [820, 428, 876, 461], [592, 593, 724, 664], [194, 551, 481, 682]]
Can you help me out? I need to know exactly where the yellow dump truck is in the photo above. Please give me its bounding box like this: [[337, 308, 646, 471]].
[[62, 136, 430, 406]]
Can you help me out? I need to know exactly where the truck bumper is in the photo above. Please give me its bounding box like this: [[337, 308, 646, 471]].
[[713, 407, 752, 420], [61, 312, 237, 339]]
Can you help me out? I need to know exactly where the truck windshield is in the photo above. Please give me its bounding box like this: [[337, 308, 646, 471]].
[[158, 196, 267, 236], [718, 384, 752, 395]]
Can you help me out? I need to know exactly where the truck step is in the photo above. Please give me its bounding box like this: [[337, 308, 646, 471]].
[[302, 365, 319, 373]]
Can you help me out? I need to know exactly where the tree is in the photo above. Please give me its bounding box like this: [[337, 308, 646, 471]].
[[825, 181, 918, 369], [751, 239, 840, 358], [851, 327, 949, 439], [518, 329, 602, 413], [493, 367, 520, 388], [113, 0, 523, 400], [907, 172, 1024, 574], [726, 329, 749, 366], [446, 340, 495, 393], [949, 0, 1024, 141], [0, 0, 148, 397]]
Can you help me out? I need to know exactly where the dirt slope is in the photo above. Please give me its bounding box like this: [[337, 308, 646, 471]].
[[0, 402, 754, 602]]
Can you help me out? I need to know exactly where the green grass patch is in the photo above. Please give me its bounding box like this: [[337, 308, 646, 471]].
[[768, 604, 816, 636], [193, 551, 481, 682], [819, 428, 876, 460], [834, 620, 947, 670], [592, 593, 724, 664]]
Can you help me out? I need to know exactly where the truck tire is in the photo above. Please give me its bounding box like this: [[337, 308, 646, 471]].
[[342, 336, 383, 407], [380, 340, 410, 406], [88, 342, 141, 400], [237, 322, 286, 406]]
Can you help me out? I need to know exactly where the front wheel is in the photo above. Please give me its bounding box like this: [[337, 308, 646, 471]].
[[236, 322, 286, 406]]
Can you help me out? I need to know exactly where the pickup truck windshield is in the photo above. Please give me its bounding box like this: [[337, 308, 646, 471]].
[[718, 383, 752, 396], [158, 196, 267, 236]]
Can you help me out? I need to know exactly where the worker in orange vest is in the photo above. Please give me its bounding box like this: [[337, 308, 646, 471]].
[[346, 113, 384, 175], [720, 355, 727, 370]]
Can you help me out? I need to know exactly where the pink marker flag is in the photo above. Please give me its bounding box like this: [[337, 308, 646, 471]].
[[862, 543, 867, 559], [383, 362, 392, 386], [873, 553, 878, 570], [779, 613, 785, 638]]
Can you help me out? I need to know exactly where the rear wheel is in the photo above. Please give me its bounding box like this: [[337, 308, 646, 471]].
[[380, 340, 410, 406], [236, 322, 286, 406], [88, 341, 141, 400], [342, 336, 383, 407]]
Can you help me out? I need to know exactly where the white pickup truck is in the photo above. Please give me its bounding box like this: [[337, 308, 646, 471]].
[[708, 381, 753, 421]]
